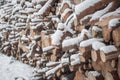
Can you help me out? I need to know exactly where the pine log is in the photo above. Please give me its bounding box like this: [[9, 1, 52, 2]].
[[91, 50, 101, 62], [61, 10, 72, 23], [89, 1, 120, 25], [102, 26, 110, 43], [118, 56, 120, 79], [75, 0, 118, 20], [60, 3, 70, 14], [100, 51, 119, 62], [112, 27, 120, 47], [69, 65, 79, 72], [79, 45, 92, 54], [74, 71, 86, 80], [88, 72, 97, 80], [104, 71, 114, 80]]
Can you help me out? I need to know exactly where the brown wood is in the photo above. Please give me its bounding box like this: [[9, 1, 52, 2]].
[[91, 50, 101, 62], [88, 72, 96, 80], [118, 57, 120, 79], [113, 27, 120, 47], [100, 51, 119, 62], [74, 71, 86, 80]]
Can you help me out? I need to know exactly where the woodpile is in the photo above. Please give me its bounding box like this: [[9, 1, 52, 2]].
[[0, 0, 120, 80]]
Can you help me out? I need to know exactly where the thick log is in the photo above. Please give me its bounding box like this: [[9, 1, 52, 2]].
[[89, 1, 120, 25], [100, 51, 119, 62], [75, 0, 118, 21]]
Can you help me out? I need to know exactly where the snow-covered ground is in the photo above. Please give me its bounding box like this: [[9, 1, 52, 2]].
[[0, 53, 35, 80]]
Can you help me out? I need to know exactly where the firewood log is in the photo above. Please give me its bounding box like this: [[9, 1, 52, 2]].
[[112, 27, 120, 47], [91, 50, 101, 62], [92, 61, 102, 71], [100, 45, 119, 62], [118, 56, 120, 79], [75, 0, 118, 20], [87, 72, 97, 80], [104, 71, 114, 80], [74, 71, 86, 80]]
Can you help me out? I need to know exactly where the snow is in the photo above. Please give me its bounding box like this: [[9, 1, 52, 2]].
[[100, 7, 120, 21], [75, 0, 101, 15], [64, 13, 76, 34], [90, 2, 113, 21], [25, 1, 33, 8], [57, 23, 65, 30], [25, 8, 36, 13], [46, 64, 62, 77], [43, 46, 55, 52], [92, 41, 105, 50], [37, 0, 53, 15], [0, 54, 34, 80], [100, 45, 117, 54], [70, 53, 80, 65], [61, 57, 69, 64], [12, 5, 22, 14], [108, 18, 120, 27], [21, 35, 29, 41], [92, 26, 102, 32], [89, 71, 100, 77], [46, 61, 60, 67], [31, 18, 43, 22], [62, 29, 92, 48], [80, 38, 103, 47], [16, 23, 26, 27], [62, 37, 79, 48], [51, 30, 64, 45], [35, 4, 42, 9]]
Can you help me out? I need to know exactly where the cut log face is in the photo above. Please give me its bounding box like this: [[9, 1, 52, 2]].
[[91, 50, 97, 62], [104, 71, 114, 80], [88, 72, 96, 80], [74, 71, 86, 80], [113, 27, 120, 47]]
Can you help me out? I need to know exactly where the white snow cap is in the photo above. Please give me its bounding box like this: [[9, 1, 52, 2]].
[[108, 18, 120, 28], [90, 2, 113, 21], [80, 38, 103, 47], [75, 0, 101, 15], [100, 45, 117, 54], [57, 23, 65, 30], [92, 26, 102, 32], [51, 30, 64, 45], [70, 53, 80, 65], [92, 41, 105, 50]]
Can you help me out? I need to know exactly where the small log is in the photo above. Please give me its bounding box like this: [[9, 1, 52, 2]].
[[69, 65, 79, 72], [91, 50, 101, 62], [88, 72, 97, 80], [118, 56, 120, 79], [79, 46, 92, 54], [74, 71, 86, 80], [104, 71, 114, 80], [112, 27, 120, 47], [100, 46, 119, 62]]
